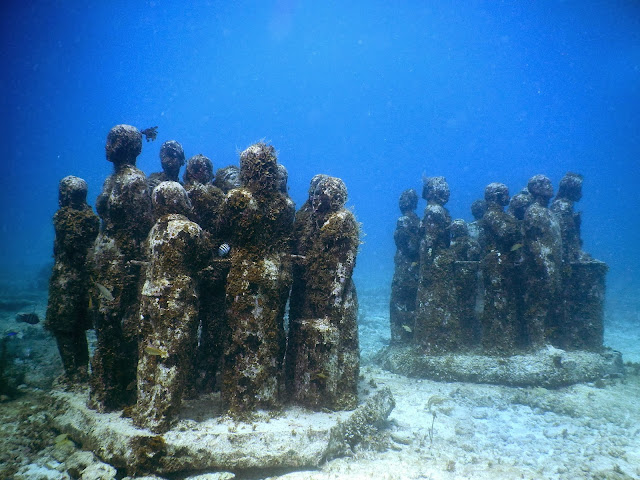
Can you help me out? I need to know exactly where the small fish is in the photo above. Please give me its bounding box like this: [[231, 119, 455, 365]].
[[16, 313, 40, 325], [218, 243, 231, 257], [145, 346, 169, 358], [95, 283, 114, 302], [54, 433, 74, 449], [312, 371, 328, 381], [402, 325, 412, 333], [510, 243, 523, 252], [6, 331, 18, 337], [140, 126, 158, 142]]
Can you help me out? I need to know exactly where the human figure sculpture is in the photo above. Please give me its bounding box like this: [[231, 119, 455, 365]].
[[182, 154, 228, 392], [287, 175, 328, 331], [468, 198, 487, 248], [550, 172, 586, 263], [133, 181, 206, 433], [508, 189, 534, 221], [449, 219, 482, 348], [148, 140, 186, 192], [213, 165, 241, 193], [389, 189, 421, 345], [45, 176, 99, 382], [551, 172, 606, 350], [221, 142, 295, 412], [286, 176, 360, 410], [414, 176, 458, 352], [522, 174, 562, 348], [89, 124, 152, 411], [450, 219, 481, 262], [480, 183, 521, 353]]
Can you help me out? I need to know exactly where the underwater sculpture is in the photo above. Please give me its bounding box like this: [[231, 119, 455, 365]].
[[147, 140, 186, 191], [221, 142, 295, 412], [414, 176, 461, 352], [480, 182, 522, 353], [467, 198, 487, 247], [522, 174, 563, 348], [508, 188, 534, 221], [213, 165, 241, 193], [286, 175, 361, 410], [45, 176, 99, 382], [390, 171, 608, 359], [389, 189, 421, 345], [89, 124, 153, 411], [134, 181, 206, 433], [551, 172, 607, 350], [47, 131, 390, 476], [551, 172, 586, 263], [182, 154, 228, 393]]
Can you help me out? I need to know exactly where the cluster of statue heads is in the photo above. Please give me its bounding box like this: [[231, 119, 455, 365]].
[[391, 172, 607, 355], [46, 124, 361, 433]]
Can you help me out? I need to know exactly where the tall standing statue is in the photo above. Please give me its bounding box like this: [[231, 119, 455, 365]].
[[286, 176, 360, 410], [414, 176, 456, 352], [221, 142, 295, 412], [480, 183, 521, 353], [551, 172, 607, 350], [550, 172, 585, 263], [389, 189, 420, 345], [182, 154, 228, 392], [89, 125, 152, 411], [522, 174, 562, 348], [134, 181, 206, 433], [46, 176, 99, 382], [148, 140, 186, 191]]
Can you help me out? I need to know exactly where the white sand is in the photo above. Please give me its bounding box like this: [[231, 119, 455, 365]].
[[2, 284, 640, 480]]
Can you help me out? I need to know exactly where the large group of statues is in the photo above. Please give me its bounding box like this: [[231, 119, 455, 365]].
[[45, 124, 609, 433], [45, 125, 360, 433], [391, 174, 608, 355]]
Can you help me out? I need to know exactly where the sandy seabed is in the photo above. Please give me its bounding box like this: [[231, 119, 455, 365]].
[[1, 279, 639, 480]]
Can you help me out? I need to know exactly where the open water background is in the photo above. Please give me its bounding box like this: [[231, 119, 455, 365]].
[[1, 0, 639, 342]]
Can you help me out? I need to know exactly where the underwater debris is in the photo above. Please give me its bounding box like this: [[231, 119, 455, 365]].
[[16, 313, 40, 325], [140, 126, 158, 142]]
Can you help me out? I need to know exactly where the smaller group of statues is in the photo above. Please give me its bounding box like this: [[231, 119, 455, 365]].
[[390, 173, 607, 355], [46, 125, 361, 434]]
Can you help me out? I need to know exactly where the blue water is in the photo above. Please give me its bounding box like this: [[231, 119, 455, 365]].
[[1, 1, 639, 302]]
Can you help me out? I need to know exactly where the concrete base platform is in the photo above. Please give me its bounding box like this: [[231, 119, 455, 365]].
[[50, 387, 395, 476], [376, 345, 624, 387]]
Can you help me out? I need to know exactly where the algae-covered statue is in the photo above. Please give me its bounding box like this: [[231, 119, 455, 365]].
[[522, 174, 562, 348], [414, 176, 458, 352], [89, 124, 152, 411], [480, 182, 521, 353], [286, 175, 360, 410], [147, 140, 186, 192], [551, 172, 607, 350], [382, 171, 616, 388], [221, 142, 295, 412], [134, 181, 207, 433], [46, 176, 99, 382], [550, 172, 586, 263], [213, 165, 241, 193], [389, 189, 421, 345], [182, 154, 228, 393]]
